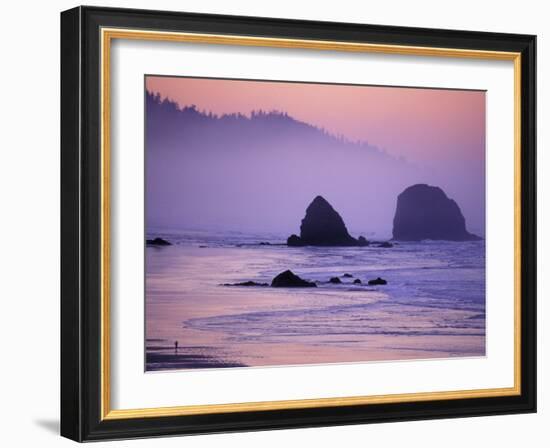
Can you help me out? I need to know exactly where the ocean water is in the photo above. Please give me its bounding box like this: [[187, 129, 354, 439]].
[[145, 231, 485, 371]]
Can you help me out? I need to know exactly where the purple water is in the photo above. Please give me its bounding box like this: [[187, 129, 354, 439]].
[[145, 231, 485, 371]]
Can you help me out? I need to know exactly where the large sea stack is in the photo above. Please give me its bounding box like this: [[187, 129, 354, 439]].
[[287, 196, 368, 246], [392, 184, 481, 241]]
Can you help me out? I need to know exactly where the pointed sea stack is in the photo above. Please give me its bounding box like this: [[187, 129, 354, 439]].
[[392, 184, 481, 241], [287, 196, 366, 246]]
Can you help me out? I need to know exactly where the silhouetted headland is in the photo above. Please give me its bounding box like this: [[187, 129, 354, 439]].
[[392, 184, 481, 241], [287, 196, 369, 247]]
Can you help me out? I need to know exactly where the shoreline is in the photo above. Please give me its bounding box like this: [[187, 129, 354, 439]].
[[145, 238, 485, 372], [146, 347, 248, 371]]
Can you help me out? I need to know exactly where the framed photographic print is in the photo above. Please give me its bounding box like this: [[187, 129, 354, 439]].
[[60, 6, 536, 442]]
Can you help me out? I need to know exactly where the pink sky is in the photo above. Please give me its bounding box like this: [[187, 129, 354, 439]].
[[146, 76, 485, 164]]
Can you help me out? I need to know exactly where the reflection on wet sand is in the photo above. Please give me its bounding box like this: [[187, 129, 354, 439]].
[[146, 237, 485, 371]]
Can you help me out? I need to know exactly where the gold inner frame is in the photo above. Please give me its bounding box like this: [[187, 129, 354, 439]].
[[100, 27, 522, 421]]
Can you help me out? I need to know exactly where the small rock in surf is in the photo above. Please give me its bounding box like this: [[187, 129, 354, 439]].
[[271, 270, 317, 288], [222, 281, 269, 287], [368, 277, 387, 286], [146, 237, 172, 246]]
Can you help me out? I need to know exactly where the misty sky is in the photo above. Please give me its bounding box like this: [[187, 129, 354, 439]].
[[145, 76, 486, 238], [146, 77, 485, 164]]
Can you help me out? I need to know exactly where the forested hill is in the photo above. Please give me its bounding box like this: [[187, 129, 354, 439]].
[[145, 90, 428, 236]]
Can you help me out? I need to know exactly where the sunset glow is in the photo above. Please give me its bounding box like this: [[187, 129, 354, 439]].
[[146, 76, 485, 163]]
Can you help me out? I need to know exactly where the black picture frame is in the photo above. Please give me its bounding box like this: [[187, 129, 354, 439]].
[[61, 5, 536, 442]]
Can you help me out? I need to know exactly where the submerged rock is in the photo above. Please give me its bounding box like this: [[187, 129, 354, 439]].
[[368, 277, 387, 286], [342, 273, 354, 278], [287, 195, 364, 246], [392, 184, 481, 241], [222, 281, 269, 287], [378, 241, 393, 248], [329, 277, 342, 284], [146, 237, 172, 246], [353, 279, 362, 284], [271, 270, 317, 288]]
